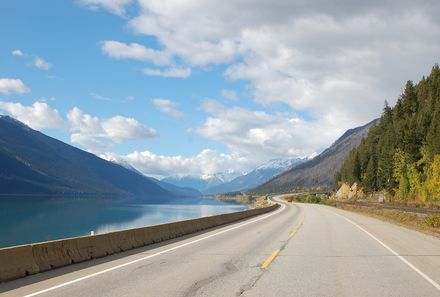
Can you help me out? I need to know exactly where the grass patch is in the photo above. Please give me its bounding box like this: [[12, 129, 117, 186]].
[[424, 215, 440, 228], [335, 204, 440, 238], [284, 193, 440, 238]]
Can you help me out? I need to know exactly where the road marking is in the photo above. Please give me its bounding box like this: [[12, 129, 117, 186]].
[[261, 249, 280, 269], [329, 208, 440, 292], [288, 229, 297, 239], [299, 216, 305, 226], [23, 200, 286, 297], [288, 215, 305, 240]]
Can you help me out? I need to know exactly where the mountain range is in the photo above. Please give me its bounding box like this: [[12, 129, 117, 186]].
[[0, 114, 376, 198], [0, 115, 195, 200], [202, 158, 306, 194], [162, 172, 239, 193], [253, 119, 378, 193]]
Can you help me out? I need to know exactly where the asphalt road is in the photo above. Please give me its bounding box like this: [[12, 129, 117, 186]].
[[1, 196, 440, 297]]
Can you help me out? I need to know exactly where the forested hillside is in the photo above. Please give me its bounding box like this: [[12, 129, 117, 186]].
[[337, 65, 440, 202]]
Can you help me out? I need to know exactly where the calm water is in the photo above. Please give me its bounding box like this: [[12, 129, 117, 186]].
[[0, 197, 246, 248]]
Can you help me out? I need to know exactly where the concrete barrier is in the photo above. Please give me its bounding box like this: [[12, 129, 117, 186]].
[[0, 204, 279, 283]]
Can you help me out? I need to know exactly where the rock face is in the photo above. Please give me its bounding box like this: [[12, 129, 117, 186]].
[[253, 119, 378, 193], [334, 183, 351, 200], [333, 182, 364, 200]]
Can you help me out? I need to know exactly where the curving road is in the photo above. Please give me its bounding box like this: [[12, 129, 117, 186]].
[[1, 196, 440, 297]]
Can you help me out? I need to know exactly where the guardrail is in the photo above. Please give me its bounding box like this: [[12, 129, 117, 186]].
[[0, 204, 279, 283]]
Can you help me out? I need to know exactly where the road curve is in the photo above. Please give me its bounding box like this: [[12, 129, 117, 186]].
[[1, 197, 440, 297]]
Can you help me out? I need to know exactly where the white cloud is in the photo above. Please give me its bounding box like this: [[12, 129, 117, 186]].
[[142, 67, 191, 78], [124, 0, 440, 143], [191, 100, 351, 162], [0, 101, 64, 130], [221, 89, 238, 100], [12, 49, 23, 56], [67, 107, 157, 150], [101, 40, 171, 65], [151, 98, 183, 118], [0, 78, 30, 95], [101, 149, 248, 178], [34, 56, 52, 70], [78, 0, 133, 16], [103, 115, 157, 142], [11, 50, 53, 70], [76, 1, 440, 175]]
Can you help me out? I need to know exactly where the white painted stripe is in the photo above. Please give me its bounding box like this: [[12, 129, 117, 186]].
[[328, 207, 440, 292], [24, 201, 286, 297]]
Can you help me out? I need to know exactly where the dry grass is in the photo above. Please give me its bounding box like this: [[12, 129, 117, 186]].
[[335, 204, 440, 238]]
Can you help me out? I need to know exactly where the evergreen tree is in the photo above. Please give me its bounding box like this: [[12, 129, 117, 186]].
[[336, 64, 440, 202]]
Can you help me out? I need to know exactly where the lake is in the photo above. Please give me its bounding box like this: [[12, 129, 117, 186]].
[[0, 197, 247, 248]]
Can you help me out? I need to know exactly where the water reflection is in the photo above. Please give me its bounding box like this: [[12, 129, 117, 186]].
[[0, 197, 246, 248]]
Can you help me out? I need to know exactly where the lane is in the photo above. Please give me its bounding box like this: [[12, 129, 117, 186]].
[[244, 203, 440, 297], [328, 204, 440, 288], [2, 199, 439, 297], [0, 196, 303, 297]]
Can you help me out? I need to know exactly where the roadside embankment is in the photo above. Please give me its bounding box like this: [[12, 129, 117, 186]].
[[0, 203, 279, 283], [331, 202, 440, 238], [282, 192, 440, 238]]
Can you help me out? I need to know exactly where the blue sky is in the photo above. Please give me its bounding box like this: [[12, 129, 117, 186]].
[[1, 0, 439, 178]]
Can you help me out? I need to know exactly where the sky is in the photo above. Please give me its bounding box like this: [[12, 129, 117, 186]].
[[1, 0, 440, 179]]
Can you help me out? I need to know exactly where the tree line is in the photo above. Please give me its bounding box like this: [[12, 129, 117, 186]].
[[336, 64, 440, 202]]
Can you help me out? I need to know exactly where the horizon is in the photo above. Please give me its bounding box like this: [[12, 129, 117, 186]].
[[1, 0, 439, 179]]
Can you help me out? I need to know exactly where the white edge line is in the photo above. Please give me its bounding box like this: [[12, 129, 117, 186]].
[[24, 201, 286, 297], [327, 207, 440, 292]]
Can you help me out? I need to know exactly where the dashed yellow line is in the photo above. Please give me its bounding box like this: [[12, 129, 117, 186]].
[[287, 216, 305, 240], [261, 215, 305, 270], [299, 216, 305, 226], [288, 229, 297, 239], [261, 249, 281, 269]]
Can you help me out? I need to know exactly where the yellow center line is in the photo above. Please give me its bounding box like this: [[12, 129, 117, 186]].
[[287, 216, 305, 240], [288, 229, 297, 239], [261, 249, 280, 269], [260, 214, 306, 270], [299, 216, 305, 226]]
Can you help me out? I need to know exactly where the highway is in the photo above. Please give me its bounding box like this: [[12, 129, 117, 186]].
[[1, 196, 440, 297]]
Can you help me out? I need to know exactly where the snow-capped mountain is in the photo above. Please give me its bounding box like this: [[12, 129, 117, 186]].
[[202, 157, 306, 195], [103, 155, 202, 197], [254, 158, 305, 171], [162, 170, 241, 193]]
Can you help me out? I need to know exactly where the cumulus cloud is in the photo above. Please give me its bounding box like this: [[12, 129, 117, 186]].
[[78, 0, 133, 16], [34, 56, 52, 70], [0, 78, 30, 95], [123, 0, 440, 145], [12, 49, 23, 56], [151, 98, 183, 118], [0, 101, 64, 130], [191, 100, 344, 162], [142, 67, 191, 78], [101, 149, 248, 178], [101, 40, 171, 65], [0, 99, 159, 152], [67, 107, 157, 150], [76, 1, 440, 175], [11, 49, 52, 70]]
